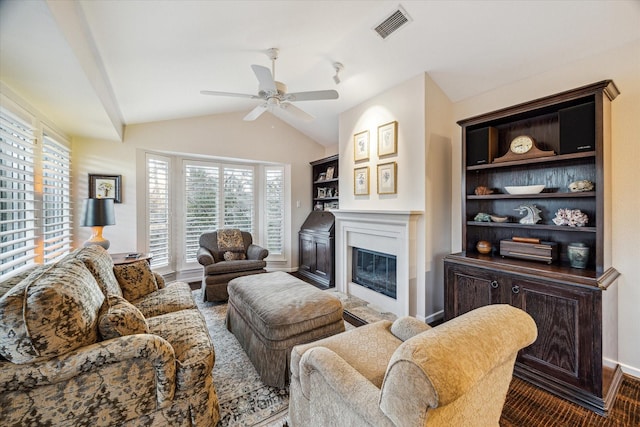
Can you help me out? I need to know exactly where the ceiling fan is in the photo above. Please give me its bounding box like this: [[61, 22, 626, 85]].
[[200, 48, 339, 122]]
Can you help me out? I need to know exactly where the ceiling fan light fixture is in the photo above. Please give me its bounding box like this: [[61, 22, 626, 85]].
[[202, 47, 338, 122]]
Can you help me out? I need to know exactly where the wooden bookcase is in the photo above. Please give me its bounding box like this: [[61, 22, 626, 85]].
[[311, 154, 339, 211], [445, 81, 622, 415]]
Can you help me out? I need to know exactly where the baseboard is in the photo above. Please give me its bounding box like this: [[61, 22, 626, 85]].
[[425, 310, 444, 326], [618, 361, 640, 380]]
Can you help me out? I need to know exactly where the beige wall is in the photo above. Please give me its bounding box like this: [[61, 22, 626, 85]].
[[450, 41, 640, 377], [73, 111, 327, 271], [338, 73, 453, 321]]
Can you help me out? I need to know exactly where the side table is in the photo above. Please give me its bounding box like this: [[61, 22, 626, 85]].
[[110, 252, 153, 266]]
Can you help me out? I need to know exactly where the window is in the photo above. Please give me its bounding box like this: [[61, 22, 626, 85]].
[[264, 166, 284, 256], [0, 107, 36, 279], [184, 163, 219, 263], [0, 105, 72, 280], [42, 132, 72, 263], [182, 162, 254, 265], [145, 155, 286, 273], [223, 166, 254, 231], [146, 154, 171, 269]]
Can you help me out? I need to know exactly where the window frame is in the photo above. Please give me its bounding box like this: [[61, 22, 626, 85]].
[[0, 96, 72, 281], [142, 152, 287, 276]]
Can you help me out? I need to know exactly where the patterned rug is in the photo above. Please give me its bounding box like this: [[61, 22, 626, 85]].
[[194, 288, 391, 426], [195, 291, 289, 427]]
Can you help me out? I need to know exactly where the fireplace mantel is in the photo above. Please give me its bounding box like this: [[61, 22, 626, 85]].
[[332, 210, 423, 317]]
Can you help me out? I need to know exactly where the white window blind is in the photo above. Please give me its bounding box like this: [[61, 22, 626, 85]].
[[147, 155, 170, 269], [223, 166, 254, 232], [41, 133, 72, 263], [184, 163, 219, 263], [0, 108, 37, 280], [265, 166, 284, 256]]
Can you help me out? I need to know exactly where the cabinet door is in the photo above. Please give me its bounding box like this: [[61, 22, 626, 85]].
[[312, 237, 332, 281], [299, 234, 316, 272], [509, 277, 597, 393], [444, 263, 504, 320]]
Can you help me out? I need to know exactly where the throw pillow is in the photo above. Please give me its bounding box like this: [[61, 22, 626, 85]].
[[113, 260, 158, 301], [99, 295, 149, 340], [0, 258, 104, 364], [223, 251, 247, 261]]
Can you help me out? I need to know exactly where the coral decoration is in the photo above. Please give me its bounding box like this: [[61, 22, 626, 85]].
[[552, 209, 589, 227]]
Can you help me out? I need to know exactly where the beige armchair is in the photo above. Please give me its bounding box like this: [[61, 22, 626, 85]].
[[289, 304, 537, 427], [197, 229, 268, 302]]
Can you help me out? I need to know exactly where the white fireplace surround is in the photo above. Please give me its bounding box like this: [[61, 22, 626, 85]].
[[332, 210, 423, 318]]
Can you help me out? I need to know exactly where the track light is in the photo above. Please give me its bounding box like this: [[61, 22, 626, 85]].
[[333, 62, 344, 84]]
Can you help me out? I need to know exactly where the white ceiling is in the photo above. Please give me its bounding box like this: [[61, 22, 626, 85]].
[[1, 0, 639, 146]]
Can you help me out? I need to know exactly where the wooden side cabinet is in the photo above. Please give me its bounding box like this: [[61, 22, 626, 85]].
[[298, 210, 335, 288], [446, 81, 623, 415], [445, 255, 621, 415]]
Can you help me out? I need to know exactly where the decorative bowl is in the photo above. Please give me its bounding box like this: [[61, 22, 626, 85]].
[[504, 185, 545, 195]]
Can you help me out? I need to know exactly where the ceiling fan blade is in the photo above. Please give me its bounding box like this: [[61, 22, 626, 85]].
[[243, 104, 268, 121], [285, 90, 339, 102], [251, 64, 276, 93], [200, 90, 259, 99], [279, 102, 314, 122]]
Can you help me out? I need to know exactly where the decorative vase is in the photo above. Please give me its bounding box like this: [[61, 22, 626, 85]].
[[567, 243, 589, 269], [476, 240, 492, 254]]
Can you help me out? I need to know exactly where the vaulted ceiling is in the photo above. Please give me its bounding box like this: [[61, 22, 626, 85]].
[[1, 0, 639, 146]]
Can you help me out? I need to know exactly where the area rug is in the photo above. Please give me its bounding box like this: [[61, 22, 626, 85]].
[[195, 290, 289, 426], [194, 288, 381, 426]]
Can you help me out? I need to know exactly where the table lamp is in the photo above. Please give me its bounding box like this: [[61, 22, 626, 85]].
[[81, 198, 115, 249]]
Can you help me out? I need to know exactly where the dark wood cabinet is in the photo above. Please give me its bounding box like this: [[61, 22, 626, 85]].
[[445, 81, 622, 415], [298, 211, 335, 288]]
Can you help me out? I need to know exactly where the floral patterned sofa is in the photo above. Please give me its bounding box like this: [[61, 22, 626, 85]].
[[0, 246, 220, 427]]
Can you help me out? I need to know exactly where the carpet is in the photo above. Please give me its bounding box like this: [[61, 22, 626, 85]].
[[195, 288, 367, 426], [195, 290, 289, 427]]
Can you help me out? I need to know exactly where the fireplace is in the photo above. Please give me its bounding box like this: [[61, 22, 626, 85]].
[[352, 248, 397, 299], [332, 210, 423, 318]]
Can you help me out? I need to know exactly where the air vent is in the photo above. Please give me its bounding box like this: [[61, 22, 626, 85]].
[[373, 5, 412, 39]]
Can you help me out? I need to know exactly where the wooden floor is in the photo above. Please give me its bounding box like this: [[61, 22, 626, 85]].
[[501, 375, 640, 426]]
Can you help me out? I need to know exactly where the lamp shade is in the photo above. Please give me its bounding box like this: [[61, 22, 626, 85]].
[[81, 198, 116, 227]]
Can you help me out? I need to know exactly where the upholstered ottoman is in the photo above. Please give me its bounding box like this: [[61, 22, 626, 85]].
[[226, 271, 345, 388]]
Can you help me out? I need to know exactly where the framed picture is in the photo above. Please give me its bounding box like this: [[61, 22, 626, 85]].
[[378, 121, 398, 157], [354, 130, 370, 162], [377, 162, 397, 194], [354, 166, 369, 195], [89, 174, 122, 203], [325, 166, 335, 180], [317, 187, 327, 198], [325, 201, 339, 210]]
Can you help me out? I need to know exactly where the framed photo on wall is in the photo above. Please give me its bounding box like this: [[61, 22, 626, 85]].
[[354, 166, 369, 195], [377, 162, 397, 194], [354, 130, 370, 162], [89, 174, 122, 203], [378, 121, 398, 157]]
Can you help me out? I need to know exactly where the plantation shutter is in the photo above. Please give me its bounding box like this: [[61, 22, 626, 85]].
[[147, 155, 170, 268], [184, 163, 219, 263], [223, 166, 254, 232], [265, 166, 284, 255], [41, 133, 72, 263], [0, 108, 37, 280]]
